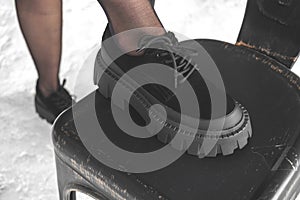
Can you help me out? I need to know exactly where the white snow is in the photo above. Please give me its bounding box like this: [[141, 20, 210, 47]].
[[0, 0, 299, 199]]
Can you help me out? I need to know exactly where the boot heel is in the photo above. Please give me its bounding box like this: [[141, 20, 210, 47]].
[[34, 97, 56, 123], [94, 50, 115, 99]]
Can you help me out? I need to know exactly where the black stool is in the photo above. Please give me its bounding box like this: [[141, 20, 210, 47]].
[[52, 1, 300, 199]]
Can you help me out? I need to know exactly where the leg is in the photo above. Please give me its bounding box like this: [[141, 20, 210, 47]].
[[16, 0, 74, 124], [98, 0, 164, 53], [15, 0, 62, 97]]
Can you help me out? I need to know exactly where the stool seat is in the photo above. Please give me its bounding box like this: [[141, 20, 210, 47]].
[[53, 39, 300, 200]]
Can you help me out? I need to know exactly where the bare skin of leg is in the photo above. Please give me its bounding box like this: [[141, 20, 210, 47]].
[[15, 0, 62, 97], [99, 0, 165, 54]]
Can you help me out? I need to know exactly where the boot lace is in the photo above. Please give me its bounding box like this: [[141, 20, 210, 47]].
[[137, 32, 199, 88]]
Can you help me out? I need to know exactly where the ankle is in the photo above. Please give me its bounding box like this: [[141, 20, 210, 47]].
[[110, 25, 166, 55], [38, 81, 59, 97]]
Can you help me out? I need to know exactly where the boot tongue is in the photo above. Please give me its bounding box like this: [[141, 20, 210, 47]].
[[137, 31, 179, 52], [164, 31, 179, 45]]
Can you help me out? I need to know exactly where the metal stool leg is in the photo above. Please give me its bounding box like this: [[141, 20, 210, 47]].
[[55, 156, 77, 200]]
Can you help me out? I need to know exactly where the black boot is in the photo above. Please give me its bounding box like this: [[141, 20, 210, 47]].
[[94, 25, 252, 157], [35, 79, 75, 124]]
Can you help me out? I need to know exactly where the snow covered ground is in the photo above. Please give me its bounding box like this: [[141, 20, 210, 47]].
[[0, 0, 299, 199]]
